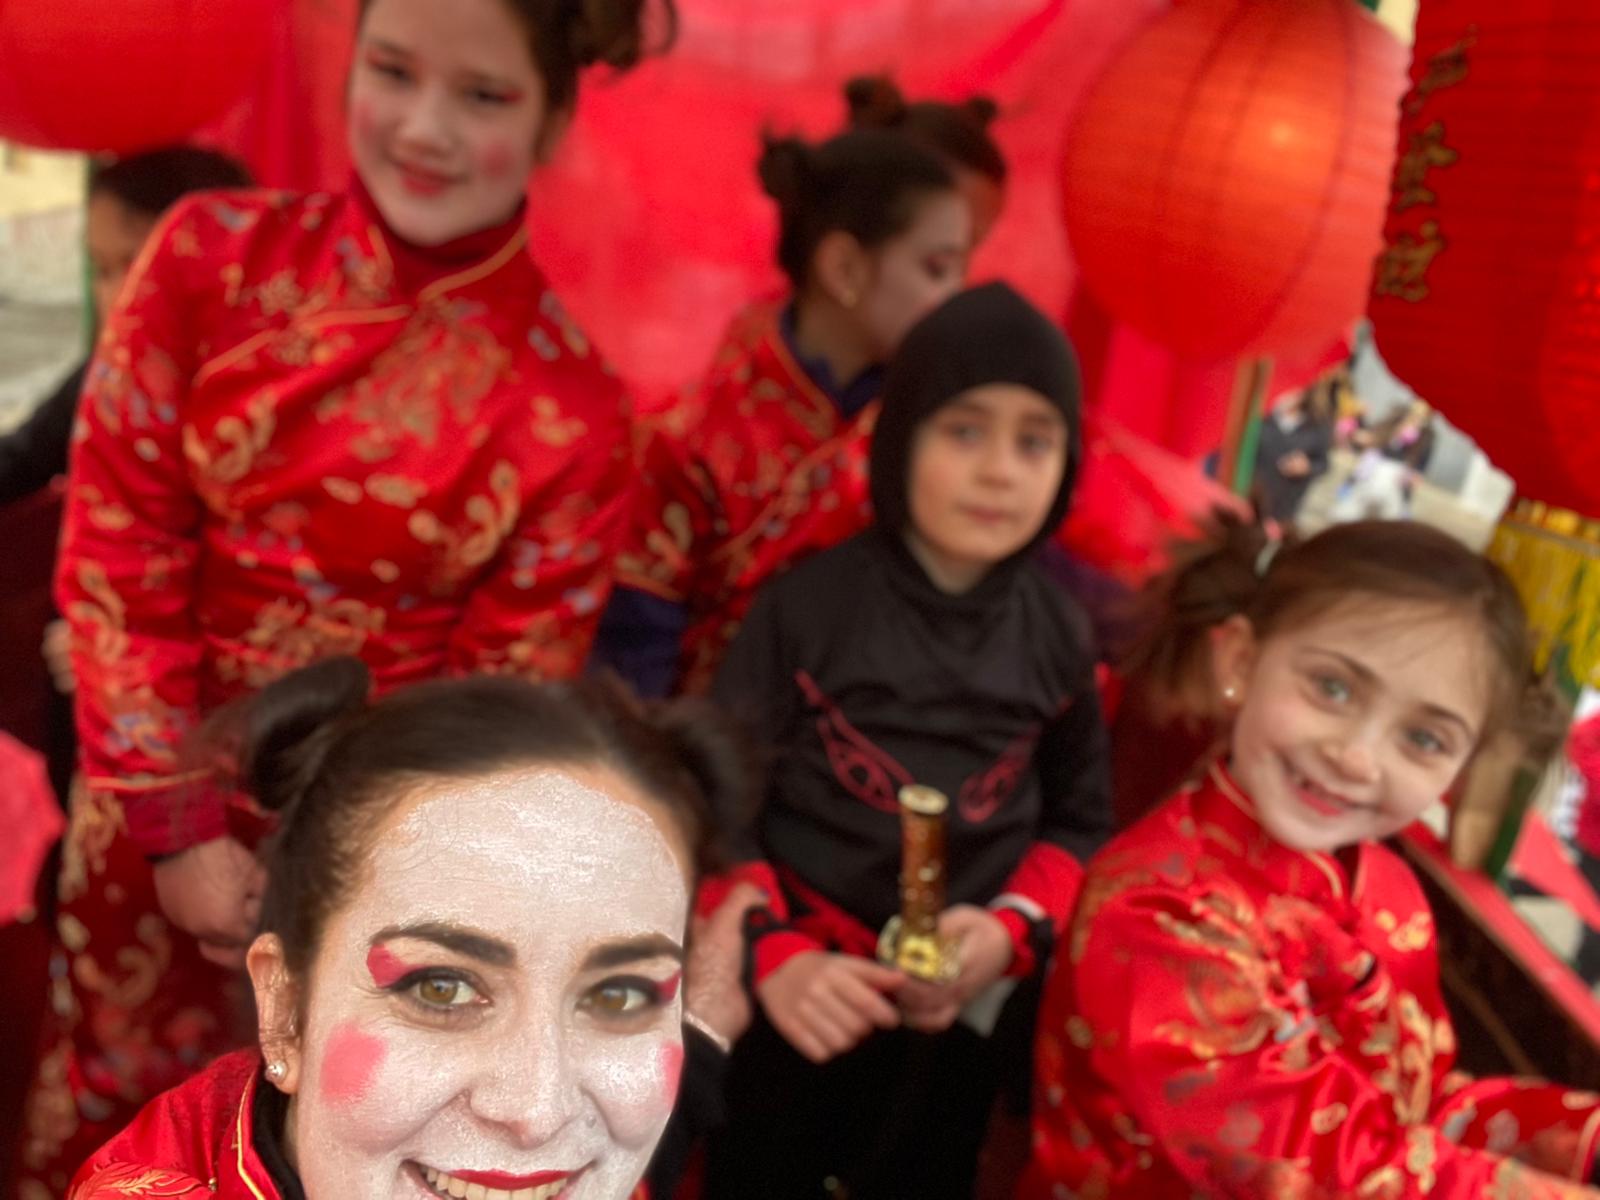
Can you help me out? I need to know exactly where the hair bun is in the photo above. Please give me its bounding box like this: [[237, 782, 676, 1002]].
[[756, 134, 814, 210], [242, 657, 371, 813], [844, 75, 909, 127], [962, 95, 1000, 128], [568, 0, 677, 70]]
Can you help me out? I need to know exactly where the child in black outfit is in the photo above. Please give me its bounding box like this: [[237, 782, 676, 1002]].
[[703, 282, 1113, 1199]]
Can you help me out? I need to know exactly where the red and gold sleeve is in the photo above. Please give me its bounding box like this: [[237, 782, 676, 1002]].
[[448, 382, 635, 682], [1433, 1075, 1600, 1184], [55, 198, 218, 857], [612, 422, 721, 607], [1072, 886, 1600, 1199]]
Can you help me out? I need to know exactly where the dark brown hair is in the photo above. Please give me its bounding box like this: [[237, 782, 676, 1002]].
[[1128, 513, 1538, 742], [757, 127, 956, 290], [91, 146, 252, 217], [235, 659, 751, 976], [844, 75, 1006, 185], [357, 0, 677, 115]]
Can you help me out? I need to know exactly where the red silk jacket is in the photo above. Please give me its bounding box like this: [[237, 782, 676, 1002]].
[[614, 301, 875, 694], [56, 186, 632, 856], [1023, 763, 1600, 1199]]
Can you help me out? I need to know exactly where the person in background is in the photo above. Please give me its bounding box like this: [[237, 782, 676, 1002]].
[[702, 284, 1112, 1199], [16, 0, 671, 1191], [0, 147, 252, 809], [1331, 398, 1436, 522], [1252, 371, 1337, 530], [592, 122, 975, 697], [1025, 517, 1600, 1199], [0, 146, 252, 509]]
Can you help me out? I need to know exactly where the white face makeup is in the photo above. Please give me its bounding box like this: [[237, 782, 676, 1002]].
[[286, 766, 690, 1200]]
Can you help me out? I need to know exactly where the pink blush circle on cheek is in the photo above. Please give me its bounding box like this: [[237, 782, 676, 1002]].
[[351, 100, 378, 142], [659, 1040, 685, 1102], [479, 141, 517, 180], [319, 1023, 387, 1106]]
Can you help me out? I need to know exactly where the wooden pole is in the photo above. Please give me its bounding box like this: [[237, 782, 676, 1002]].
[[1215, 356, 1273, 500]]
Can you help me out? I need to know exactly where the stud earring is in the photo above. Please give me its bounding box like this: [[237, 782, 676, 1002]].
[[1222, 684, 1239, 703], [265, 1060, 287, 1082]]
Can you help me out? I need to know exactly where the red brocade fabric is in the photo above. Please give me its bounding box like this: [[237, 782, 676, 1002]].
[[57, 186, 631, 858], [615, 301, 875, 694], [1022, 764, 1600, 1200], [20, 185, 631, 1198], [69, 1052, 282, 1199], [68, 1051, 654, 1199]]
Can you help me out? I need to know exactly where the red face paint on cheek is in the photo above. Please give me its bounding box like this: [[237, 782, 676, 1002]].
[[352, 99, 379, 145], [365, 945, 411, 989], [479, 141, 516, 181], [659, 1040, 685, 1101], [320, 1023, 386, 1106]]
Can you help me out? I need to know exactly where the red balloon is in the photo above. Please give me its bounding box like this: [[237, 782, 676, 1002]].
[[0, 0, 276, 154], [1368, 1, 1600, 516], [1061, 0, 1408, 361]]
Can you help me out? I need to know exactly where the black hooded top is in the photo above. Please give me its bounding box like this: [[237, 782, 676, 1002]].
[[712, 283, 1113, 984]]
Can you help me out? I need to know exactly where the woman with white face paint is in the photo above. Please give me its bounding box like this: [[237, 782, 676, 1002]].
[[69, 658, 751, 1200], [24, 1, 677, 1189]]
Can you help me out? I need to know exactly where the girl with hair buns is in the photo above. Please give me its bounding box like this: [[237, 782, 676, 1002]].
[[1026, 518, 1600, 1199], [70, 659, 750, 1200], [594, 124, 974, 698], [22, 1, 674, 1191]]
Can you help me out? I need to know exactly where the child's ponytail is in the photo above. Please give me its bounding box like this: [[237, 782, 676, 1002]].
[[1123, 509, 1280, 707]]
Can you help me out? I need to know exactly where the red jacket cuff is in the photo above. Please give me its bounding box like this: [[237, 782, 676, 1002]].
[[992, 906, 1038, 979], [695, 860, 785, 920], [1001, 842, 1086, 934], [751, 928, 824, 984]]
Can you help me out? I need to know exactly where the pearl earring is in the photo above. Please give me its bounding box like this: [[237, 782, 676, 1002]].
[[265, 1060, 287, 1082], [1223, 684, 1239, 702]]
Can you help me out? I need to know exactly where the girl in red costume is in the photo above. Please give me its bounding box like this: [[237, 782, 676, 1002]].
[[594, 80, 1008, 698], [70, 659, 747, 1200], [1025, 518, 1600, 1199], [19, 1, 671, 1192]]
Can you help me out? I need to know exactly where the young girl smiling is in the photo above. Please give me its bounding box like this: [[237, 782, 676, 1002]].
[[1025, 518, 1600, 1199]]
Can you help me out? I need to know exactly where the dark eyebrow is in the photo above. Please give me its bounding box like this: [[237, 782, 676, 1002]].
[[1307, 646, 1477, 738], [583, 933, 685, 971], [371, 923, 515, 967]]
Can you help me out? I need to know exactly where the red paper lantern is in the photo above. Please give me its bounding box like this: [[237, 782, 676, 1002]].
[[1368, 1, 1600, 516], [1062, 0, 1408, 361], [0, 0, 276, 154]]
